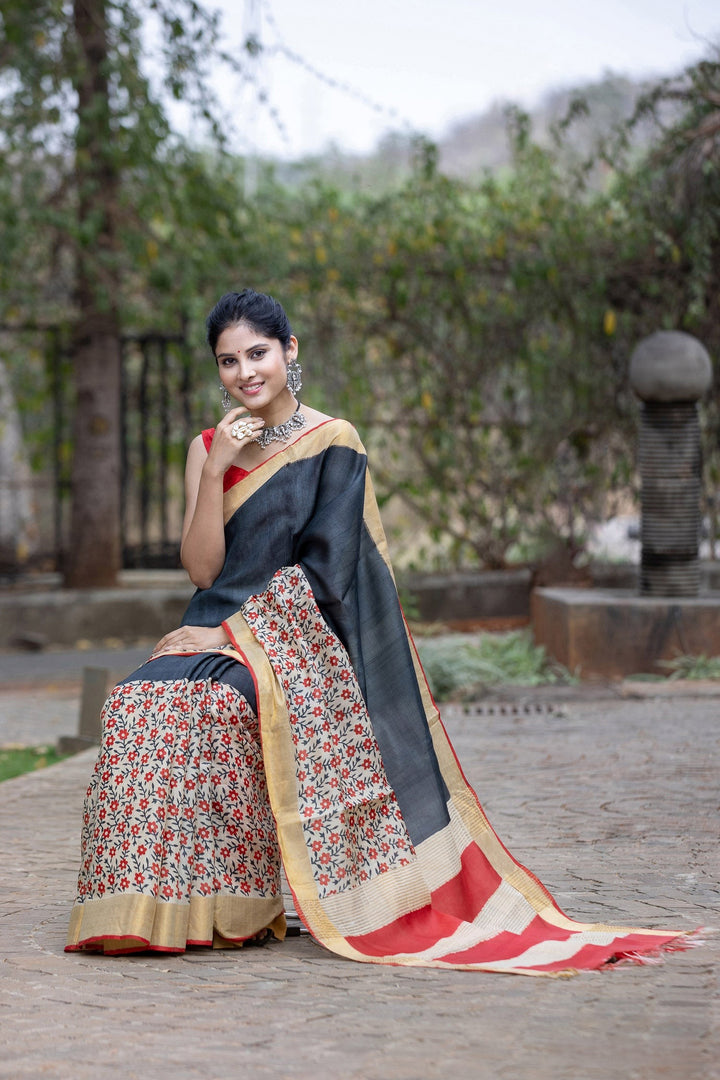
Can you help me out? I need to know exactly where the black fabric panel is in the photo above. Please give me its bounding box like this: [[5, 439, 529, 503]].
[[120, 652, 257, 714], [179, 441, 449, 846], [355, 525, 450, 843], [181, 453, 326, 627], [296, 450, 450, 845]]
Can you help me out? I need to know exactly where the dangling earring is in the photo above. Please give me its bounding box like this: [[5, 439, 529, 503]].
[[286, 358, 302, 396], [219, 385, 233, 412]]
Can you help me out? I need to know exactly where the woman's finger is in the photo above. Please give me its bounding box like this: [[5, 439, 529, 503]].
[[227, 416, 265, 443], [220, 406, 251, 426]]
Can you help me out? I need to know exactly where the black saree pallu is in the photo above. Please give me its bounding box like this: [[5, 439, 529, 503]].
[[67, 419, 699, 972]]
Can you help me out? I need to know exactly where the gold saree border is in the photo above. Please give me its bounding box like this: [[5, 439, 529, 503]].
[[221, 419, 366, 524], [67, 892, 285, 954], [224, 609, 372, 962]]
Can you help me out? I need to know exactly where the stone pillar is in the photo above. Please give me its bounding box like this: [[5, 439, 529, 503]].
[[629, 331, 712, 596], [0, 360, 37, 573]]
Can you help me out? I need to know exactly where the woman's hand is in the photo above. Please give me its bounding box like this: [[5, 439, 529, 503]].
[[205, 407, 266, 474], [151, 624, 230, 656]]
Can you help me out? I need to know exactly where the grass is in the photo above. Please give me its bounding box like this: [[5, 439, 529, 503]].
[[0, 745, 71, 784], [658, 653, 720, 680], [415, 629, 576, 701]]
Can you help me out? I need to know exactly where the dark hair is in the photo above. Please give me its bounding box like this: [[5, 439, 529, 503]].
[[206, 289, 293, 354]]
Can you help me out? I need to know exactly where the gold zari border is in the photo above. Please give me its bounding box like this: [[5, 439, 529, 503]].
[[67, 892, 285, 955]]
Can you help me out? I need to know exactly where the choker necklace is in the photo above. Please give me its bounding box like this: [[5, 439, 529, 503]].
[[254, 402, 306, 448]]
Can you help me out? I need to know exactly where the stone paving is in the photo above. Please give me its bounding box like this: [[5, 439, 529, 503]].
[[0, 675, 718, 1080]]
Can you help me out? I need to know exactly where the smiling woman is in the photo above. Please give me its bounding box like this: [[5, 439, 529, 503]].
[[65, 288, 698, 972]]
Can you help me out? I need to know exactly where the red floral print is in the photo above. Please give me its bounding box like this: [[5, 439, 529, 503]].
[[243, 567, 416, 899], [74, 677, 280, 907]]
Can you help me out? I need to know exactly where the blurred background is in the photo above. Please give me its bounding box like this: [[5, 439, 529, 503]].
[[1, 0, 719, 587]]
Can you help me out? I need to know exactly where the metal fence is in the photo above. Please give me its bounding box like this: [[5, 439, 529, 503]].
[[120, 330, 198, 568], [0, 324, 209, 572]]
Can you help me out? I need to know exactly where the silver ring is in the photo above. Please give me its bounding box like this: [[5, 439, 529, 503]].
[[231, 421, 253, 440]]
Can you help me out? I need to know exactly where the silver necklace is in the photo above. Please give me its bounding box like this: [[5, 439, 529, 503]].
[[255, 402, 306, 448]]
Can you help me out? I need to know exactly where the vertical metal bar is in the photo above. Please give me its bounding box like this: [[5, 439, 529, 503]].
[[48, 327, 64, 571], [119, 336, 128, 565], [181, 335, 193, 452], [178, 314, 193, 452], [159, 337, 169, 547], [139, 337, 150, 556]]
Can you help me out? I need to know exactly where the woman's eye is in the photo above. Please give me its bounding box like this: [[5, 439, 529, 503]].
[[221, 357, 236, 366], [251, 350, 266, 360]]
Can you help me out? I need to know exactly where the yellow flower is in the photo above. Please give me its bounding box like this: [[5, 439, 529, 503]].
[[603, 309, 617, 336]]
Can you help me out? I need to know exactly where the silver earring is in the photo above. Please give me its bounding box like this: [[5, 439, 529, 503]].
[[286, 359, 302, 395], [220, 385, 233, 412]]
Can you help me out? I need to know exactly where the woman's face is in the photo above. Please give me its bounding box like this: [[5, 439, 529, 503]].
[[215, 321, 298, 414]]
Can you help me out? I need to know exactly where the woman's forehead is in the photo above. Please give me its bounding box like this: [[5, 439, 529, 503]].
[[215, 322, 270, 353]]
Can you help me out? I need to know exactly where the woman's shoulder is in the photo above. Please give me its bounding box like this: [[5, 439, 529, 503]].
[[184, 430, 213, 461], [198, 428, 215, 452]]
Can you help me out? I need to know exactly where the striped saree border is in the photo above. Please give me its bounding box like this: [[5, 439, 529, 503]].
[[402, 621, 682, 942], [225, 571, 691, 974], [216, 424, 694, 974]]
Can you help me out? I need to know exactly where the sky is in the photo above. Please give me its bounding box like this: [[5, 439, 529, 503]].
[[204, 0, 720, 159]]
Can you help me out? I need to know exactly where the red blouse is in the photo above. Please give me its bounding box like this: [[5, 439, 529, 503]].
[[201, 428, 249, 492]]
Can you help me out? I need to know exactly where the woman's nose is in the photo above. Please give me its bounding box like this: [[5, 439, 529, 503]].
[[236, 356, 256, 378]]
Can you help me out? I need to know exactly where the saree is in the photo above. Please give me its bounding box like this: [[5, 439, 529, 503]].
[[67, 418, 693, 972]]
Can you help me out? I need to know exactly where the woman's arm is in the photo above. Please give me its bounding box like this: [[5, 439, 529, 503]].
[[180, 410, 263, 588], [179, 435, 227, 588]]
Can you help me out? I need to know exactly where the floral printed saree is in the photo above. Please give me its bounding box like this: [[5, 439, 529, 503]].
[[67, 419, 692, 972]]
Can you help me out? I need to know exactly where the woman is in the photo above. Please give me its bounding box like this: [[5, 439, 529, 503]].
[[67, 289, 692, 972]]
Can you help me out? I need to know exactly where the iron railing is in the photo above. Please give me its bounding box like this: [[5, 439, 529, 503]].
[[0, 323, 208, 571]]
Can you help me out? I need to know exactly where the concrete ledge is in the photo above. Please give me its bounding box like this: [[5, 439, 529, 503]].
[[532, 586, 720, 678], [403, 563, 720, 624], [0, 582, 195, 648], [403, 569, 533, 622], [4, 563, 720, 650]]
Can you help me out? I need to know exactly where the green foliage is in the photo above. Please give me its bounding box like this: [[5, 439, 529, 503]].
[[659, 653, 720, 680], [272, 132, 641, 566], [415, 631, 576, 701], [275, 58, 720, 568], [0, 0, 275, 332], [1, 0, 718, 572]]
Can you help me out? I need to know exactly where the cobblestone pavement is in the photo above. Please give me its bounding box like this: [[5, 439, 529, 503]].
[[0, 687, 718, 1080]]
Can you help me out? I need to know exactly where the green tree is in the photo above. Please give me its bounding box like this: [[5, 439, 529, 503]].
[[274, 137, 637, 568], [273, 57, 719, 569], [0, 0, 241, 585], [2, 15, 717, 578]]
